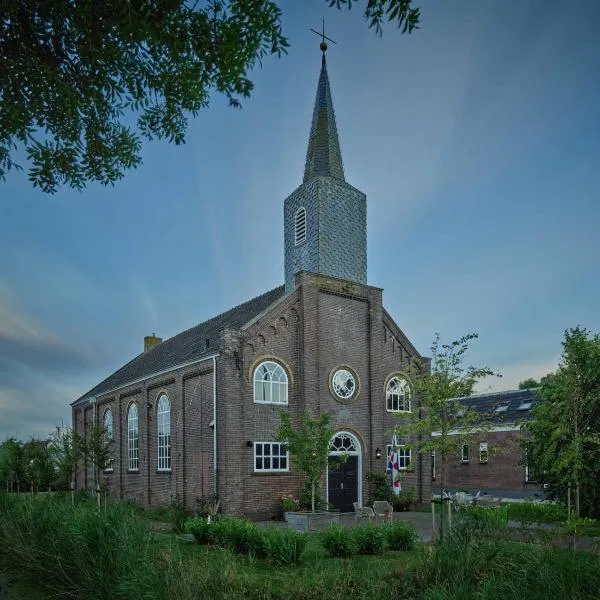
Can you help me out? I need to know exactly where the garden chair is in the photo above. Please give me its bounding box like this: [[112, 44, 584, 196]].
[[372, 501, 393, 523], [353, 501, 375, 522]]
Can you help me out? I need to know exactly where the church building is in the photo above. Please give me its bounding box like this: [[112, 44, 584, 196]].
[[71, 44, 431, 519]]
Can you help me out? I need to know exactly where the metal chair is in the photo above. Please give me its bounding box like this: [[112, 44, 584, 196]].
[[372, 500, 394, 523], [353, 501, 375, 521]]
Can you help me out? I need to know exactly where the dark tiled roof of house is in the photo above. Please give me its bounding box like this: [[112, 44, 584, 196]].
[[452, 388, 541, 425], [74, 286, 286, 404]]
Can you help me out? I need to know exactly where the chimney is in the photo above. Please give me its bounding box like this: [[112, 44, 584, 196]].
[[144, 333, 162, 352]]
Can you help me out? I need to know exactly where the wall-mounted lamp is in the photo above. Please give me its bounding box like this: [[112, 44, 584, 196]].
[[375, 447, 382, 460], [246, 441, 253, 448]]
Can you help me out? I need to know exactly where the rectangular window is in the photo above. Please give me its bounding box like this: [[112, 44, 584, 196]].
[[479, 442, 489, 464], [254, 442, 289, 473], [127, 408, 139, 471], [461, 444, 470, 463], [431, 450, 436, 480], [387, 445, 411, 470]]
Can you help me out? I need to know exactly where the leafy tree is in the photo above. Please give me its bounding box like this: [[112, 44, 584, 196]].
[[518, 378, 539, 389], [0, 438, 25, 492], [395, 333, 499, 536], [22, 439, 55, 493], [48, 426, 84, 492], [0, 0, 420, 193], [277, 411, 334, 512], [526, 327, 600, 518], [84, 424, 114, 507]]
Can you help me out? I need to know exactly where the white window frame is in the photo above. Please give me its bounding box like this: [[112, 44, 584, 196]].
[[157, 394, 171, 472], [431, 450, 436, 480], [294, 206, 307, 246], [386, 376, 411, 413], [479, 442, 489, 464], [387, 444, 411, 470], [127, 403, 139, 471], [103, 408, 114, 472], [253, 360, 288, 405], [461, 443, 470, 463], [253, 441, 289, 473]]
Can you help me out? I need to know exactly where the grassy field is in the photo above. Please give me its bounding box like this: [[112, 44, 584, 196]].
[[1, 494, 599, 600]]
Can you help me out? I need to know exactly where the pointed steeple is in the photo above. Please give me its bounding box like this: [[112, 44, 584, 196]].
[[303, 53, 345, 183]]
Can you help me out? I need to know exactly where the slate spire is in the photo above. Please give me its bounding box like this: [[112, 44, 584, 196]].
[[303, 53, 345, 182]]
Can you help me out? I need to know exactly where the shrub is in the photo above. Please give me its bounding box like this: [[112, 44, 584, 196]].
[[392, 486, 416, 512], [281, 493, 301, 512], [168, 492, 188, 533], [210, 516, 266, 557], [352, 524, 385, 554], [320, 524, 355, 557], [186, 516, 213, 544], [299, 480, 322, 510], [366, 471, 391, 504], [264, 528, 307, 566], [386, 521, 418, 550]]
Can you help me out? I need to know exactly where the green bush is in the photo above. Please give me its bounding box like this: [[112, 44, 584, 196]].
[[186, 516, 214, 544], [366, 471, 391, 504], [168, 492, 188, 533], [320, 524, 355, 558], [210, 516, 266, 556], [386, 521, 418, 550], [264, 528, 307, 566], [352, 524, 385, 554], [299, 480, 322, 510], [392, 486, 416, 512]]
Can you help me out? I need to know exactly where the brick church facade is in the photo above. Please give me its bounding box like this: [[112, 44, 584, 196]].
[[72, 49, 431, 519]]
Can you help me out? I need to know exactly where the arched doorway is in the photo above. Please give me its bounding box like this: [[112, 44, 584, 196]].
[[327, 431, 362, 512]]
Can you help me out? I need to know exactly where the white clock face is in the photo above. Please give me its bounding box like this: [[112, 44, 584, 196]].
[[332, 369, 356, 399]]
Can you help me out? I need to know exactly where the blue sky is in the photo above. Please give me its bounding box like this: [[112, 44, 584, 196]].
[[1, 0, 599, 440]]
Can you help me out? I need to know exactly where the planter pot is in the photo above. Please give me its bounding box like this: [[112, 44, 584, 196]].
[[285, 510, 341, 532]]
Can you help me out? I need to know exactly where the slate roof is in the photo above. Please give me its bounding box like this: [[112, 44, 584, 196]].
[[74, 285, 286, 404], [452, 388, 541, 425], [303, 54, 345, 183]]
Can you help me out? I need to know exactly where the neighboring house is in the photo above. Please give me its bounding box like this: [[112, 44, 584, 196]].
[[71, 47, 431, 520], [432, 388, 542, 499]]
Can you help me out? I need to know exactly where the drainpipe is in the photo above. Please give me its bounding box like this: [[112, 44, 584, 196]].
[[212, 356, 218, 496]]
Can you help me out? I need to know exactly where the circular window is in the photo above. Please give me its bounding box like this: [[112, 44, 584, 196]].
[[331, 368, 357, 400]]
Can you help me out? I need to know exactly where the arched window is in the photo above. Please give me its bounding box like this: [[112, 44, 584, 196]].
[[157, 394, 171, 471], [127, 403, 139, 471], [386, 376, 411, 412], [103, 408, 114, 472], [294, 207, 307, 246], [253, 361, 288, 404], [103, 408, 113, 439]]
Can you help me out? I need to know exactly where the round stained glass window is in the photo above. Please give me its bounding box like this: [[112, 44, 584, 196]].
[[332, 369, 356, 400]]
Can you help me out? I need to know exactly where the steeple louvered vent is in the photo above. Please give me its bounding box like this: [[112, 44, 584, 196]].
[[294, 207, 307, 245]]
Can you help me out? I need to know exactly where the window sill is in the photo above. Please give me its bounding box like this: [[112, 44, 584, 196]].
[[156, 469, 172, 474], [103, 469, 114, 474], [253, 401, 289, 406], [386, 409, 412, 414], [460, 460, 470, 464], [252, 471, 290, 476], [127, 469, 140, 474]]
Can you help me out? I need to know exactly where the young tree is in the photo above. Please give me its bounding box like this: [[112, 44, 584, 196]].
[[22, 439, 55, 493], [84, 424, 114, 508], [1, 1, 419, 193], [277, 411, 334, 513], [526, 327, 600, 518], [48, 426, 84, 500], [0, 438, 25, 492], [395, 333, 499, 536]]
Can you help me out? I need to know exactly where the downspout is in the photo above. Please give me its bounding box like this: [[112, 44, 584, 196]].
[[212, 356, 217, 496]]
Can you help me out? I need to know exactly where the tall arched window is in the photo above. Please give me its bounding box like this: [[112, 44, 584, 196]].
[[127, 403, 139, 471], [157, 394, 171, 471], [103, 408, 114, 472], [253, 360, 288, 404], [294, 207, 307, 246], [386, 376, 411, 412], [103, 408, 113, 439]]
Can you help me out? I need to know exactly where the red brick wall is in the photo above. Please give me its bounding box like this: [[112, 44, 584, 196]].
[[442, 430, 539, 493]]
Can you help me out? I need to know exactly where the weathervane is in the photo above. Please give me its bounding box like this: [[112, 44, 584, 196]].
[[310, 18, 337, 55]]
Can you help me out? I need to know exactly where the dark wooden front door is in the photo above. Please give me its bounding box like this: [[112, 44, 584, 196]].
[[328, 455, 358, 512]]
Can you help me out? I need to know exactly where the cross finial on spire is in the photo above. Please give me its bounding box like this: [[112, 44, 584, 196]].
[[310, 19, 337, 56]]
